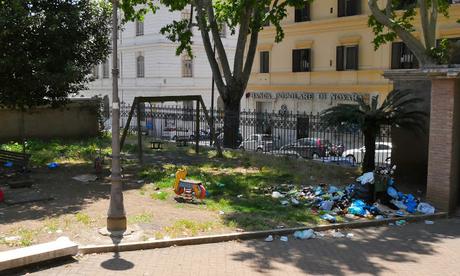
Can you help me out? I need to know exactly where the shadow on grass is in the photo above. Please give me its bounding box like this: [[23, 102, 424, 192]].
[[0, 162, 143, 225], [229, 218, 460, 275]]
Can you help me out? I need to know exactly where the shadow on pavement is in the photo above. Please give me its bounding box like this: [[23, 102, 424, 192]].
[[230, 218, 460, 275]]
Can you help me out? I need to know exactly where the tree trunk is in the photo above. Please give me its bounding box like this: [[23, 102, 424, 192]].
[[362, 129, 377, 173], [223, 100, 241, 149]]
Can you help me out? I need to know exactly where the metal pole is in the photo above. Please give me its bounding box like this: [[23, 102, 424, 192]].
[[136, 101, 143, 164], [210, 43, 215, 145], [107, 0, 126, 232], [195, 100, 200, 153]]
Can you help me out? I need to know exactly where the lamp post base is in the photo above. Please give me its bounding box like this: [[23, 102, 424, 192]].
[[107, 217, 127, 232]]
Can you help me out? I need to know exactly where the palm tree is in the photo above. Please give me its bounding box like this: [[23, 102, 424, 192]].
[[321, 89, 427, 172]]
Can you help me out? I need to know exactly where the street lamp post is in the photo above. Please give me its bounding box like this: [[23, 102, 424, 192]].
[[210, 43, 215, 145], [107, 0, 126, 231]]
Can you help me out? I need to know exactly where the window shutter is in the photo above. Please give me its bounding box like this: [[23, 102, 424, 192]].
[[391, 42, 402, 69], [354, 0, 361, 15], [305, 3, 311, 21], [295, 8, 301, 22], [293, 49, 301, 72], [260, 52, 264, 73], [352, 45, 359, 70], [336, 46, 344, 71], [338, 0, 346, 17]]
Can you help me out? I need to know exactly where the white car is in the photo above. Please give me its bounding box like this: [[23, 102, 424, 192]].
[[342, 142, 392, 164], [162, 127, 192, 140], [239, 134, 273, 152]]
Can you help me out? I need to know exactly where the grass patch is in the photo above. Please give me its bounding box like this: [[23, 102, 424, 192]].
[[43, 217, 59, 232], [163, 219, 216, 238], [128, 212, 154, 224], [75, 212, 92, 226], [0, 228, 37, 247], [150, 191, 169, 201], [139, 150, 358, 231]]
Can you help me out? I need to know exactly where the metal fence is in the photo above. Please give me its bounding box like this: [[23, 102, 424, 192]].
[[115, 104, 392, 166]]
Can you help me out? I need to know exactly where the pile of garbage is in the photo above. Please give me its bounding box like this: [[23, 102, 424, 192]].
[[268, 165, 436, 222]]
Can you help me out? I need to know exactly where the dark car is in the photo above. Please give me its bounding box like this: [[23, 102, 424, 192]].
[[279, 138, 331, 159]]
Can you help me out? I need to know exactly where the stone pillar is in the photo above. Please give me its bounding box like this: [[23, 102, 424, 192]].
[[426, 68, 460, 213], [383, 70, 431, 189]]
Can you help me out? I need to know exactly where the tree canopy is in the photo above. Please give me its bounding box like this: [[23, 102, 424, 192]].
[[0, 0, 112, 110], [368, 0, 459, 66]]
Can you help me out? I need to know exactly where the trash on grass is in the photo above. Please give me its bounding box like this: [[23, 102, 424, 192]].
[[346, 233, 354, 238], [72, 174, 98, 183], [417, 202, 435, 215], [320, 214, 336, 223], [331, 231, 345, 238], [271, 191, 283, 198], [47, 162, 59, 169]]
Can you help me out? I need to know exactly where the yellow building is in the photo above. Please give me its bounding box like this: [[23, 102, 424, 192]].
[[244, 0, 460, 113]]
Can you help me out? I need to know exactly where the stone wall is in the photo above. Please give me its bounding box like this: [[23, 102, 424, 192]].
[[0, 99, 100, 142]]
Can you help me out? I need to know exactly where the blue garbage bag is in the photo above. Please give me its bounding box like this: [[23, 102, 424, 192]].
[[405, 194, 418, 213], [47, 162, 59, 169], [315, 186, 323, 196], [4, 161, 13, 168], [320, 214, 336, 223], [328, 185, 339, 194], [387, 186, 399, 199], [348, 200, 367, 216]]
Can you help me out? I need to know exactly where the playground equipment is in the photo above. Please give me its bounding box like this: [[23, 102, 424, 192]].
[[173, 168, 206, 201]]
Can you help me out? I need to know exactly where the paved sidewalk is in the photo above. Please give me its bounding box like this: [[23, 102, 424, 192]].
[[8, 218, 460, 276]]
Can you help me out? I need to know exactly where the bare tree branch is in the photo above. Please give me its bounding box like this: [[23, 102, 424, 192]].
[[242, 8, 260, 91], [233, 6, 251, 79], [195, 0, 227, 98], [368, 0, 433, 66], [204, 0, 233, 84]]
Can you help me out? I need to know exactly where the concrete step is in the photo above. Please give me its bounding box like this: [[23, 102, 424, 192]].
[[0, 237, 78, 272]]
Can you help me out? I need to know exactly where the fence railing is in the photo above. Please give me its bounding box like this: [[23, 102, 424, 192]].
[[113, 104, 392, 166]]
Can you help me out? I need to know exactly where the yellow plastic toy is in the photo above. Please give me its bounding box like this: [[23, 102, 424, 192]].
[[173, 168, 206, 201]]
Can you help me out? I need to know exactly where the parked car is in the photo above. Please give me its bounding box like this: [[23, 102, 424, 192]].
[[189, 129, 210, 141], [239, 134, 273, 152], [162, 127, 191, 140], [279, 138, 331, 159], [342, 142, 392, 164]]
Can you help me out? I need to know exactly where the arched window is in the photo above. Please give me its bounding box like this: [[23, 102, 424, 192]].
[[182, 55, 193, 78], [137, 55, 144, 78]]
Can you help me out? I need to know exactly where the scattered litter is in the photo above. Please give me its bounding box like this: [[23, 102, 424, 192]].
[[237, 194, 243, 198], [264, 235, 274, 242], [315, 231, 325, 237], [346, 233, 354, 238], [148, 237, 156, 242], [425, 220, 435, 225], [4, 236, 20, 242], [216, 182, 226, 188], [293, 229, 315, 240], [395, 220, 406, 226], [320, 214, 336, 223], [331, 231, 345, 238], [395, 210, 405, 217], [271, 191, 283, 198], [4, 161, 13, 168], [357, 172, 374, 185], [280, 236, 288, 242], [375, 215, 385, 220], [137, 180, 144, 184], [291, 198, 300, 205], [320, 200, 334, 211], [417, 202, 435, 215], [280, 200, 289, 206], [218, 210, 225, 215], [345, 214, 356, 219], [72, 174, 98, 183], [47, 162, 59, 169], [388, 223, 395, 226], [56, 229, 63, 234]]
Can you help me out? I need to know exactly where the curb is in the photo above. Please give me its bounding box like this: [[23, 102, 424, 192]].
[[78, 212, 448, 254]]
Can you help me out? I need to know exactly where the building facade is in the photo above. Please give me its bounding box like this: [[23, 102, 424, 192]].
[[244, 0, 460, 114], [81, 6, 236, 109]]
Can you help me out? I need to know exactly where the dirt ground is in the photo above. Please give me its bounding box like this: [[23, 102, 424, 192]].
[[0, 160, 235, 251]]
